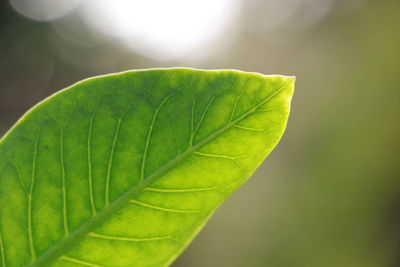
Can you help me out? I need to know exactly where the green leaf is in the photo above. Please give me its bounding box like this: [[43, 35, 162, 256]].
[[0, 68, 294, 267]]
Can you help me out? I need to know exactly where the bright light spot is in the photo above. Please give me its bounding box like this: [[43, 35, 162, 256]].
[[79, 0, 239, 60], [10, 0, 82, 21]]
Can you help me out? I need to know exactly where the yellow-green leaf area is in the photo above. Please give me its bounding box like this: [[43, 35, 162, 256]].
[[0, 68, 294, 267]]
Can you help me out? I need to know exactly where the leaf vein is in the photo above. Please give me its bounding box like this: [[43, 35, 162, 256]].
[[140, 92, 177, 182], [60, 256, 106, 267], [193, 151, 247, 160], [130, 199, 198, 214], [229, 84, 245, 122], [87, 117, 96, 216], [28, 128, 40, 263], [104, 100, 134, 207], [233, 125, 265, 132], [9, 161, 28, 195], [144, 187, 217, 193], [0, 231, 6, 267], [192, 89, 227, 139], [189, 96, 195, 147], [60, 128, 69, 236], [88, 232, 171, 242]]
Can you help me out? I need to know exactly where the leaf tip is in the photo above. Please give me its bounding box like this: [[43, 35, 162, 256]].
[[284, 75, 296, 87]]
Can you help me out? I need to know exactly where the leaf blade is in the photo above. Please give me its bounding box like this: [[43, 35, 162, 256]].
[[0, 68, 294, 267]]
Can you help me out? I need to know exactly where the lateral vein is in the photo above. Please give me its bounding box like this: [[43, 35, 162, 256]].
[[193, 89, 226, 138], [88, 232, 171, 242], [229, 84, 245, 122], [189, 97, 195, 147], [193, 151, 245, 160], [105, 100, 133, 207], [0, 231, 6, 267], [140, 92, 176, 182], [9, 161, 28, 195], [28, 129, 40, 263], [87, 117, 96, 216], [233, 125, 264, 132], [130, 199, 198, 214], [144, 187, 217, 193], [60, 256, 105, 267], [60, 128, 69, 236]]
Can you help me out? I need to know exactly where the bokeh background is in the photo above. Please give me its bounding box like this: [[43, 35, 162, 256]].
[[1, 0, 399, 266]]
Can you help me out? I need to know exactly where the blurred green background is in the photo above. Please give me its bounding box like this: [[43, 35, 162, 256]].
[[1, 0, 399, 266]]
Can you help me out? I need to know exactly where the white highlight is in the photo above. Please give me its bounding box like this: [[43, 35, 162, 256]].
[[79, 0, 239, 60]]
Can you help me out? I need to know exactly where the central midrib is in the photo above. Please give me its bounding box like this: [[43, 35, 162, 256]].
[[30, 83, 288, 267]]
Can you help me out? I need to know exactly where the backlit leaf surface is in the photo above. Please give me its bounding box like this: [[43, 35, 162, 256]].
[[0, 68, 294, 267]]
